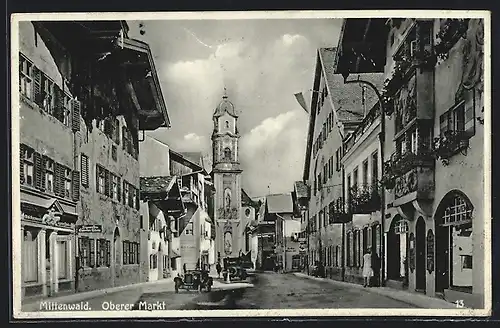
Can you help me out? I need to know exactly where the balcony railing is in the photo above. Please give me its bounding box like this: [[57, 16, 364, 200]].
[[381, 149, 434, 190], [432, 130, 470, 165], [348, 184, 382, 214]]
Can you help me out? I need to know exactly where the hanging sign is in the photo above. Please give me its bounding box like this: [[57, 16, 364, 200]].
[[77, 225, 103, 233]]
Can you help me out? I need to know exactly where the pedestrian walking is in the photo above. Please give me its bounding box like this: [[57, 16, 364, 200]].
[[362, 248, 374, 287], [216, 262, 222, 278]]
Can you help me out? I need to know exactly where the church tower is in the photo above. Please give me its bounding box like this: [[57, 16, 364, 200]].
[[212, 91, 243, 262]]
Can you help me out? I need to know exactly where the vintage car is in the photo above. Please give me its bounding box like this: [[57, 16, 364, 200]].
[[223, 265, 248, 281], [174, 269, 213, 293]]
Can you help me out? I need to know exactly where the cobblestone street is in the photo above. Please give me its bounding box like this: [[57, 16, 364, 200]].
[[233, 272, 415, 309]]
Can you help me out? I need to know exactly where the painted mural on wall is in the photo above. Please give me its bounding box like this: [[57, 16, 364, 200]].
[[224, 220, 233, 255]]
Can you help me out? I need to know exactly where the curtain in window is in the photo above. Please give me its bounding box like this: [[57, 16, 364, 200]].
[[23, 230, 38, 283]]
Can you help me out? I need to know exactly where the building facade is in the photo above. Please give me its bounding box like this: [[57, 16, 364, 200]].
[[336, 18, 485, 308], [18, 20, 169, 300]]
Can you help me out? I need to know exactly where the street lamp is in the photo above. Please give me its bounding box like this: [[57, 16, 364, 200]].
[[341, 70, 387, 287]]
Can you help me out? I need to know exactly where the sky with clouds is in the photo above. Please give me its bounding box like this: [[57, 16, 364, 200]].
[[127, 18, 342, 198]]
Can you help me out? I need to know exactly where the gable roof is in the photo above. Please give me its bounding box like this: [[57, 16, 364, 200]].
[[293, 181, 309, 199], [266, 193, 294, 214], [241, 189, 257, 207], [140, 176, 177, 195], [169, 149, 203, 171], [302, 47, 384, 181], [319, 48, 384, 122]]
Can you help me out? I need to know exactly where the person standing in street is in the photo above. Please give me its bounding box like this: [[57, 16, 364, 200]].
[[362, 248, 374, 287], [216, 262, 222, 278]]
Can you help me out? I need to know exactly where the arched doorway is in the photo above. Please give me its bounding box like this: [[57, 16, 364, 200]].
[[387, 215, 409, 286], [415, 217, 426, 292], [435, 191, 473, 294], [112, 227, 121, 287]]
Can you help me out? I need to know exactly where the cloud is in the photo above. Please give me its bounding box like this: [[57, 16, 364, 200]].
[[282, 34, 306, 47], [240, 110, 308, 196], [155, 29, 326, 197]]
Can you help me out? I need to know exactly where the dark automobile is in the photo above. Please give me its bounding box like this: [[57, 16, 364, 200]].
[[174, 269, 213, 293], [311, 261, 325, 278], [223, 265, 248, 281]]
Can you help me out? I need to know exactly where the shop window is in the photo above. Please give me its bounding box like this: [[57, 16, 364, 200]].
[[97, 239, 111, 267], [461, 255, 473, 269], [79, 237, 95, 268], [19, 54, 33, 99], [23, 230, 38, 283], [150, 254, 158, 269]]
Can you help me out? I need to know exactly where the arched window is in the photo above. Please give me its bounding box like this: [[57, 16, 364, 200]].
[[225, 120, 230, 129], [442, 194, 473, 226], [224, 147, 232, 160]]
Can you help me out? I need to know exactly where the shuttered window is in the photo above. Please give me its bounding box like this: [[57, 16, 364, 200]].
[[97, 239, 111, 267], [81, 154, 89, 187]]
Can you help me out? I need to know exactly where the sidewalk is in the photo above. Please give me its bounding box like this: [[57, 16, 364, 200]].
[[293, 272, 459, 309], [21, 278, 175, 312]]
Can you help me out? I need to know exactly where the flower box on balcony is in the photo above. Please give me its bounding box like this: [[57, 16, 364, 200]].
[[433, 130, 470, 165], [349, 185, 382, 214]]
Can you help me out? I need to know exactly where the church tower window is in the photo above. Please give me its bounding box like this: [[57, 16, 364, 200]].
[[224, 147, 232, 161]]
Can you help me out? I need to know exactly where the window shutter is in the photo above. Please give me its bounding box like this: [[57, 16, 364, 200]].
[[117, 177, 121, 202], [53, 86, 64, 122], [136, 189, 140, 210], [34, 152, 43, 190], [104, 118, 112, 137], [72, 170, 80, 201], [90, 239, 95, 268], [20, 144, 25, 184], [32, 66, 42, 106], [123, 241, 128, 265], [96, 165, 100, 193], [106, 240, 111, 267], [41, 156, 47, 190], [122, 126, 127, 150], [128, 186, 133, 206], [81, 154, 89, 187], [464, 90, 475, 137], [122, 181, 126, 204], [72, 99, 81, 132], [104, 169, 110, 196]]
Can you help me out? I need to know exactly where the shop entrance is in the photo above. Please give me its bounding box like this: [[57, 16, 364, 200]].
[[112, 227, 121, 287], [435, 191, 473, 294], [415, 217, 426, 292], [387, 216, 409, 287]]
